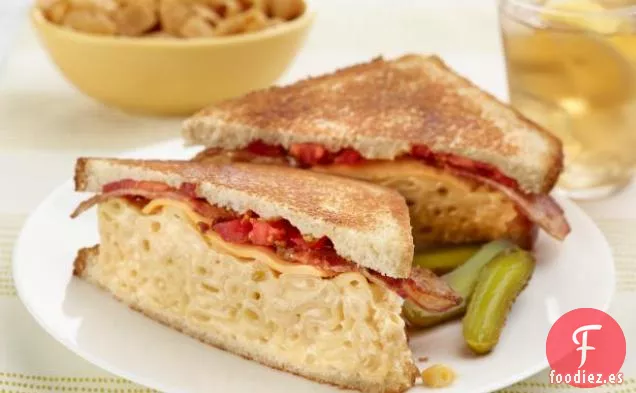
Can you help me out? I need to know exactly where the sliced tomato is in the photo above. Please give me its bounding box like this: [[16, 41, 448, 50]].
[[443, 154, 520, 190], [213, 219, 253, 243], [333, 148, 363, 165], [410, 144, 437, 165], [412, 144, 520, 190], [246, 140, 285, 157], [289, 143, 328, 166], [249, 220, 287, 246]]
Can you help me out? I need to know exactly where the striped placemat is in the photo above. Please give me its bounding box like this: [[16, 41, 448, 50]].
[[0, 214, 23, 297], [0, 373, 155, 393], [2, 215, 634, 392], [596, 220, 636, 293], [0, 214, 157, 392], [502, 377, 636, 393]]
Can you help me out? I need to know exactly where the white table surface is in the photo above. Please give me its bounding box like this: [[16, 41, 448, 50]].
[[0, 1, 635, 392]]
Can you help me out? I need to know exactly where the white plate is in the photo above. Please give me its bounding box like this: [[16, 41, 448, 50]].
[[13, 140, 615, 393]]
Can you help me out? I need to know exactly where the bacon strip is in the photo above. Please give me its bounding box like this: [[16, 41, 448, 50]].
[[71, 182, 233, 223], [453, 170, 570, 240], [411, 144, 570, 239], [411, 145, 520, 190], [363, 267, 461, 312], [72, 180, 462, 311], [194, 143, 570, 241], [288, 249, 460, 311], [285, 248, 358, 275], [71, 189, 166, 218]]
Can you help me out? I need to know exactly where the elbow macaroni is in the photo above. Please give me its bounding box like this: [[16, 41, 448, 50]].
[[317, 160, 522, 247], [89, 198, 416, 387], [421, 364, 456, 388]]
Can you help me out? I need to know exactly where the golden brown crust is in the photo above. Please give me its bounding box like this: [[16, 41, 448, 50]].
[[544, 143, 564, 192], [74, 157, 409, 232], [72, 245, 98, 276], [184, 54, 564, 194], [74, 158, 414, 278], [194, 152, 535, 249], [74, 246, 418, 393], [74, 157, 89, 192], [422, 56, 564, 193]]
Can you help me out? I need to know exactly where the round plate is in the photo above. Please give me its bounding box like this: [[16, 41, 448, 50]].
[[13, 140, 615, 393]]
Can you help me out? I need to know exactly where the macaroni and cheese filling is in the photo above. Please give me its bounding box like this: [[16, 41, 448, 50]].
[[193, 140, 570, 240], [81, 197, 419, 389], [72, 179, 461, 312]]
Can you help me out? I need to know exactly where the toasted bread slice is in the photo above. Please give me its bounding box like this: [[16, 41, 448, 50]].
[[75, 158, 414, 278], [313, 160, 535, 248], [74, 200, 419, 393], [192, 152, 535, 249], [183, 54, 563, 195]]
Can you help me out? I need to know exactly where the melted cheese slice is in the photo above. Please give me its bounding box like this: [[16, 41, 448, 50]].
[[142, 199, 330, 278]]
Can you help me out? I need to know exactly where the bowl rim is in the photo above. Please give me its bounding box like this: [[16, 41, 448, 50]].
[[31, 3, 315, 47]]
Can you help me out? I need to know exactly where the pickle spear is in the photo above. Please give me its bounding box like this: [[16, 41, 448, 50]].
[[413, 244, 482, 274], [463, 249, 535, 354], [404, 240, 514, 328]]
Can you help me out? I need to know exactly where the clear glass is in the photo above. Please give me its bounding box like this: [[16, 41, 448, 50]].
[[499, 0, 636, 199]]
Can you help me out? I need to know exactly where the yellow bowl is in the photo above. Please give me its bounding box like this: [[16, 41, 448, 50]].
[[31, 8, 314, 116]]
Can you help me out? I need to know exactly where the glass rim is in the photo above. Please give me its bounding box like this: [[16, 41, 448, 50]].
[[501, 0, 636, 16]]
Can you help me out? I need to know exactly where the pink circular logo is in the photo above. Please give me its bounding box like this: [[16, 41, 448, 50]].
[[546, 308, 626, 388]]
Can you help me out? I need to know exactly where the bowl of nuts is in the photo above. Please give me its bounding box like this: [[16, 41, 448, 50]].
[[33, 0, 313, 116]]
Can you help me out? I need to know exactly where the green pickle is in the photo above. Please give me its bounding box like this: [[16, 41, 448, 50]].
[[412, 244, 482, 274], [403, 240, 514, 328], [462, 249, 535, 354]]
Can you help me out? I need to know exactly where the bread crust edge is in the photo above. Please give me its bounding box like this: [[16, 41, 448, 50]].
[[74, 157, 89, 192], [183, 54, 564, 195], [72, 158, 414, 279]]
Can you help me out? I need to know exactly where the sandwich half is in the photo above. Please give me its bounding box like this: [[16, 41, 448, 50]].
[[183, 54, 571, 249], [71, 158, 461, 393]]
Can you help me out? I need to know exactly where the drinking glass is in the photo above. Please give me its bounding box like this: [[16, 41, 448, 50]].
[[499, 0, 636, 199]]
